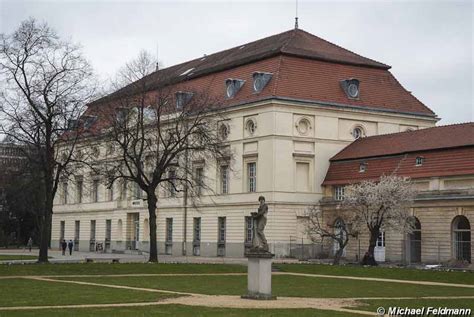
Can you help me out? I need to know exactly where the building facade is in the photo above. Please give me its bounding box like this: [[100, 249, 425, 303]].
[[51, 28, 440, 258], [321, 123, 474, 264]]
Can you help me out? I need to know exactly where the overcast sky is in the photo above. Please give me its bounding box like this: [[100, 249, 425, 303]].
[[0, 0, 472, 124]]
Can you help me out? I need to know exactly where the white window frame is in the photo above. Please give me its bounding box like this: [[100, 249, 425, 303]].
[[334, 186, 345, 201]]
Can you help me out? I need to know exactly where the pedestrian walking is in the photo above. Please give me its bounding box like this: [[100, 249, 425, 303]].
[[61, 239, 67, 256], [68, 239, 74, 255], [26, 237, 33, 252]]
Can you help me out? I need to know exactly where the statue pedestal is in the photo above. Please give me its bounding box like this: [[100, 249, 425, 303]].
[[241, 251, 276, 300]]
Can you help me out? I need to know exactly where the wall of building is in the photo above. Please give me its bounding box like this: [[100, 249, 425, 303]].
[[52, 99, 437, 257]]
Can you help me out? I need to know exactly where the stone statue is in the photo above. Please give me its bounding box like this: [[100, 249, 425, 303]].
[[251, 196, 269, 252]]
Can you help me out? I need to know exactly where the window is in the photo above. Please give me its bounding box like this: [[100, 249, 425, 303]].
[[193, 217, 201, 256], [218, 217, 226, 243], [62, 182, 68, 204], [252, 72, 273, 92], [168, 169, 176, 197], [247, 162, 257, 192], [133, 182, 142, 199], [107, 184, 114, 201], [415, 156, 424, 166], [92, 179, 99, 202], [219, 123, 229, 140], [195, 167, 204, 196], [245, 119, 256, 135], [76, 179, 83, 203], [334, 186, 345, 201], [175, 91, 194, 109], [90, 220, 96, 241], [166, 218, 173, 243], [340, 78, 360, 99], [60, 221, 65, 242], [245, 216, 253, 244], [225, 79, 245, 98], [105, 219, 112, 251], [193, 217, 201, 242], [352, 127, 364, 139], [359, 162, 367, 173], [166, 218, 173, 255], [121, 180, 127, 200], [220, 165, 229, 194], [217, 217, 226, 256], [74, 220, 80, 251]]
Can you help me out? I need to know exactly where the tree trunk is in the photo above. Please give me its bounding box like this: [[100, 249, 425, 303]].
[[147, 191, 158, 263], [38, 208, 52, 263], [363, 227, 379, 266]]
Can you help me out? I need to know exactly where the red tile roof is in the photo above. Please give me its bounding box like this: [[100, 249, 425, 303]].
[[85, 28, 436, 132], [323, 123, 474, 185], [331, 123, 474, 161]]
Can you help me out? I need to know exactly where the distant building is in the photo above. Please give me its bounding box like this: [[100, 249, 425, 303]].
[[52, 28, 450, 260]]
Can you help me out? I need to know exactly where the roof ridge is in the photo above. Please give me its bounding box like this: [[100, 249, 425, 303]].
[[359, 122, 474, 140], [288, 29, 390, 69]]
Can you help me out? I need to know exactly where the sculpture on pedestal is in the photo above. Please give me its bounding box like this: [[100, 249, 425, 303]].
[[250, 196, 269, 252], [242, 195, 276, 300]]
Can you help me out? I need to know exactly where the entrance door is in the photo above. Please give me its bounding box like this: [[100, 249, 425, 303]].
[[374, 231, 385, 262], [133, 218, 140, 250]]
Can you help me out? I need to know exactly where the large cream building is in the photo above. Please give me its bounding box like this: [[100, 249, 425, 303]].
[[52, 28, 440, 259]]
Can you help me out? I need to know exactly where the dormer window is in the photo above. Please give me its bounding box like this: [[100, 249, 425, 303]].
[[176, 91, 194, 110], [225, 79, 245, 98], [67, 119, 79, 130], [115, 108, 129, 124], [359, 162, 367, 173], [340, 78, 360, 99], [252, 72, 272, 93], [82, 115, 97, 129], [415, 156, 424, 166]]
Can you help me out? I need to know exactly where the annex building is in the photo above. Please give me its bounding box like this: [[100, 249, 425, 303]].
[[51, 28, 471, 263]]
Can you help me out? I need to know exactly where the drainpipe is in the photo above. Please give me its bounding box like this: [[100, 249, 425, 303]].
[[182, 120, 189, 256]]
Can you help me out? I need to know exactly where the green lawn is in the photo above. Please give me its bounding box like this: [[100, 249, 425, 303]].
[[0, 263, 246, 276], [0, 305, 354, 317], [0, 278, 177, 307], [0, 255, 37, 261], [57, 274, 474, 298], [275, 263, 474, 285]]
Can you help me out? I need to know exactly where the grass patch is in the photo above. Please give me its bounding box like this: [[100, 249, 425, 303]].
[[275, 263, 474, 285], [59, 274, 474, 298], [0, 305, 356, 317], [0, 263, 246, 276], [0, 278, 177, 307], [351, 298, 474, 313], [0, 255, 37, 261]]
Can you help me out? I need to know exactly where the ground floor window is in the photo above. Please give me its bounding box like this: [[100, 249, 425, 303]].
[[74, 220, 80, 251], [217, 217, 226, 256], [193, 217, 201, 256], [452, 215, 471, 263], [89, 220, 96, 252], [105, 219, 112, 251], [166, 218, 173, 255]]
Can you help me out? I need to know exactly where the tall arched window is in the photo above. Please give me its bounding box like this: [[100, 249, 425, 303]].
[[452, 215, 471, 263], [407, 217, 421, 263]]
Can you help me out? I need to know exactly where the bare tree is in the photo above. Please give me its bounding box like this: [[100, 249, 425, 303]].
[[0, 18, 96, 262], [305, 206, 357, 265], [343, 175, 416, 265], [92, 51, 228, 262]]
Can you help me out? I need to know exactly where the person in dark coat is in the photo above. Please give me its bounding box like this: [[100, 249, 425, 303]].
[[68, 239, 74, 255], [61, 239, 67, 256]]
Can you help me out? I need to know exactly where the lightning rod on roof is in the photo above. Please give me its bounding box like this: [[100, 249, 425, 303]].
[[155, 43, 159, 71], [295, 0, 299, 29]]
